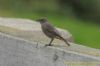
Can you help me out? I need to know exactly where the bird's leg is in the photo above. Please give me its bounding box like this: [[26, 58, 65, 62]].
[[49, 38, 54, 46], [45, 38, 54, 46]]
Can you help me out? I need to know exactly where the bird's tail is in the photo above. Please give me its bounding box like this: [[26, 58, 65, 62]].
[[62, 38, 70, 46], [58, 36, 70, 46]]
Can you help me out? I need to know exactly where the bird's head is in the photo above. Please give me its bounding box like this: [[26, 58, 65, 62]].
[[36, 18, 48, 24]]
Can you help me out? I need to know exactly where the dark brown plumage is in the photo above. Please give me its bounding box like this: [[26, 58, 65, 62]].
[[36, 18, 70, 46]]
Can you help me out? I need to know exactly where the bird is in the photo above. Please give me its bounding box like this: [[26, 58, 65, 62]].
[[36, 18, 70, 46]]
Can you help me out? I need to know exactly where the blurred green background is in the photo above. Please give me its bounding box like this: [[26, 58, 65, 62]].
[[0, 0, 100, 49]]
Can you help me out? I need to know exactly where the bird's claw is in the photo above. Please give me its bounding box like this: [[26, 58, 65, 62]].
[[45, 44, 53, 47]]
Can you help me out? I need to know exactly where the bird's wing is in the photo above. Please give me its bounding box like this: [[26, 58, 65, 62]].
[[45, 23, 62, 39]]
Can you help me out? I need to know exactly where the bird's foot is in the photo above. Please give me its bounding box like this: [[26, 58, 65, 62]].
[[45, 44, 53, 47]]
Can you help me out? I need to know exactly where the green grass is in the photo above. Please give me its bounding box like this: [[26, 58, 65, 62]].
[[51, 18, 100, 49], [0, 10, 100, 49]]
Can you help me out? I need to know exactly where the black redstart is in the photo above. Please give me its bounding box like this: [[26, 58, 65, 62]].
[[36, 18, 70, 46]]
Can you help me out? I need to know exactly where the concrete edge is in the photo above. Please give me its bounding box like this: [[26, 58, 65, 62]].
[[0, 32, 100, 61]]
